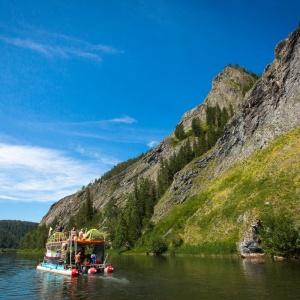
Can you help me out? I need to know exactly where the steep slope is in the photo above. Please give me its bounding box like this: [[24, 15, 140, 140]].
[[179, 66, 257, 132], [153, 25, 300, 223], [40, 67, 255, 229], [40, 25, 300, 256], [149, 127, 300, 254]]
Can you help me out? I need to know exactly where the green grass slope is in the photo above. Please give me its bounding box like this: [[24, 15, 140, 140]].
[[149, 127, 300, 255]]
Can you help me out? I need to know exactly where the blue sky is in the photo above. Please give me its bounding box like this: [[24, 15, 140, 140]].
[[0, 0, 299, 223]]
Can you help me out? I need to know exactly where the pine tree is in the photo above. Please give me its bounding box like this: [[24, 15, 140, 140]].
[[104, 198, 119, 242], [85, 187, 94, 222], [206, 125, 216, 149], [215, 104, 222, 127], [174, 123, 186, 140], [206, 105, 216, 126], [192, 117, 203, 137], [221, 107, 229, 127], [113, 213, 128, 248]]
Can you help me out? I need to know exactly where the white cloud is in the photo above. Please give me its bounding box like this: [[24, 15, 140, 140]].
[[147, 140, 159, 148], [109, 116, 137, 124], [0, 28, 122, 62], [0, 143, 102, 203], [74, 144, 120, 166]]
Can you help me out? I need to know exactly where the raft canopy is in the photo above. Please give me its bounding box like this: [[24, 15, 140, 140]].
[[83, 228, 104, 240], [47, 232, 67, 243], [77, 228, 105, 245], [46, 228, 105, 244]]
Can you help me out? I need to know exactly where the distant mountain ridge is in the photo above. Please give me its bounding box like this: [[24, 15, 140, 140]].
[[0, 220, 38, 249], [40, 25, 300, 255]]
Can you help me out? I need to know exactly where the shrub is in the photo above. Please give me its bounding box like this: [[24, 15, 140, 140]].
[[260, 212, 300, 257], [146, 236, 167, 255]]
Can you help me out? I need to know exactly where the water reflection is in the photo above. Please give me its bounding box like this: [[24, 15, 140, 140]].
[[241, 257, 266, 279], [241, 257, 300, 299], [36, 270, 117, 300], [1, 253, 300, 299], [38, 272, 65, 299]]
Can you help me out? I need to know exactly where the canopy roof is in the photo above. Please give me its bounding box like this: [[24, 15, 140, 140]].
[[83, 228, 104, 240], [46, 228, 105, 245], [47, 232, 67, 243], [77, 228, 105, 245]]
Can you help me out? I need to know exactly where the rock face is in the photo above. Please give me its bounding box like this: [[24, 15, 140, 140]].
[[156, 26, 300, 254], [238, 212, 263, 255], [179, 66, 256, 133], [40, 66, 255, 229], [40, 26, 300, 255], [214, 26, 300, 168]]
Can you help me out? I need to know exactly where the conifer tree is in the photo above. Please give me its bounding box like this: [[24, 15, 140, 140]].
[[206, 125, 216, 149], [215, 104, 222, 127], [206, 105, 216, 126], [113, 213, 128, 248], [221, 107, 229, 127], [85, 187, 94, 222], [174, 123, 186, 140], [104, 198, 119, 242], [192, 117, 203, 137]]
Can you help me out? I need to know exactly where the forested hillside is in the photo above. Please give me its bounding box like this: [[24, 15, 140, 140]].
[[0, 220, 38, 249], [23, 25, 300, 258]]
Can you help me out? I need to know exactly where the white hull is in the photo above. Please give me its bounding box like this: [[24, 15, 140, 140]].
[[37, 263, 113, 276], [37, 264, 77, 276]]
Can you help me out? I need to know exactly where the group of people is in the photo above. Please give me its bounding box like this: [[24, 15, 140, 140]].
[[74, 249, 97, 266], [66, 227, 98, 267], [71, 227, 86, 240]]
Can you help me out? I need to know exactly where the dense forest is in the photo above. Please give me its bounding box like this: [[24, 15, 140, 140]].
[[0, 220, 38, 249]]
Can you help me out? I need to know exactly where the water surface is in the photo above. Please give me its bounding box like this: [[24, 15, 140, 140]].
[[0, 253, 300, 299]]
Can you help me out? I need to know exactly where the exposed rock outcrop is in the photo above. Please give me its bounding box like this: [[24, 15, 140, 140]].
[[178, 66, 256, 133], [153, 26, 300, 223], [41, 66, 255, 228], [238, 212, 263, 256], [215, 27, 300, 165]]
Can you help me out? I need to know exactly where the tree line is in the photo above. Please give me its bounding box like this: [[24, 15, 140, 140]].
[[159, 104, 232, 197], [104, 177, 157, 249], [102, 103, 233, 250], [0, 220, 38, 249], [18, 100, 300, 258], [19, 103, 233, 252], [227, 63, 261, 80]]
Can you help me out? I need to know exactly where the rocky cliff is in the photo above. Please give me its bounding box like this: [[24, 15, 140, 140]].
[[40, 65, 256, 229], [152, 25, 300, 222], [179, 66, 257, 133], [40, 26, 300, 255], [215, 26, 300, 167]]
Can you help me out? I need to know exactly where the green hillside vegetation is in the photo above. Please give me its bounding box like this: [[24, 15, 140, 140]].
[[20, 103, 232, 252], [143, 127, 300, 256], [97, 151, 149, 182], [0, 220, 38, 249], [159, 104, 232, 197], [19, 225, 48, 251], [19, 120, 300, 258]]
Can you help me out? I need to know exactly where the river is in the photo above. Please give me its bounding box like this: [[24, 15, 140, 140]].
[[0, 253, 300, 299]]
